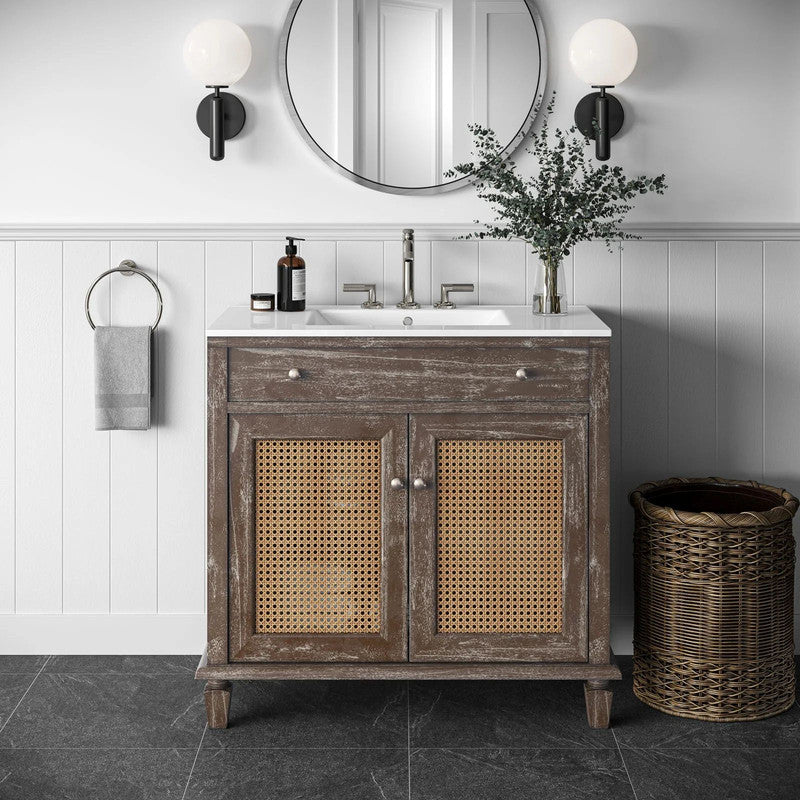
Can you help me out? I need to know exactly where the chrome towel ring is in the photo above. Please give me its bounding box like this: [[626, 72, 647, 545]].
[[85, 259, 163, 331]]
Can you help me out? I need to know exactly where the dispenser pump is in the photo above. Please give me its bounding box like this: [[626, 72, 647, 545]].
[[285, 236, 305, 256]]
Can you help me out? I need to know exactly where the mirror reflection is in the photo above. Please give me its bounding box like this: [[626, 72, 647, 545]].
[[283, 0, 546, 192]]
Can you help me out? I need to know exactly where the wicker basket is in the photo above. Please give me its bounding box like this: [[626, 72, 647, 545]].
[[630, 477, 798, 722]]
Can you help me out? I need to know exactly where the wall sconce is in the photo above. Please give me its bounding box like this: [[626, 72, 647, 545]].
[[183, 19, 252, 161], [569, 19, 638, 161]]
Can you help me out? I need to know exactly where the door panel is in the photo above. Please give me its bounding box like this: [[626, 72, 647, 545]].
[[229, 413, 408, 662], [409, 413, 588, 662]]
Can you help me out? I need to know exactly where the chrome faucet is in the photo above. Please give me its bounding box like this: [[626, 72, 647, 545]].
[[396, 228, 420, 309]]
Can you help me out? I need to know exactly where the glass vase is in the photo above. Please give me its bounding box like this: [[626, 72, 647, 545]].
[[532, 257, 568, 315]]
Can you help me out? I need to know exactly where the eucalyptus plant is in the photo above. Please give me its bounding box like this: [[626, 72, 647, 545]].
[[446, 93, 667, 312]]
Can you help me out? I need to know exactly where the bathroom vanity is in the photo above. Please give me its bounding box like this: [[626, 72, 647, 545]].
[[197, 305, 620, 728]]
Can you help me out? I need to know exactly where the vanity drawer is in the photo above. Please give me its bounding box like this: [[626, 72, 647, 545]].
[[227, 345, 590, 403]]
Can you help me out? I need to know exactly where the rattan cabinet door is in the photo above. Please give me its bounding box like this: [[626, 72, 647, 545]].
[[409, 414, 589, 662], [228, 413, 408, 662]]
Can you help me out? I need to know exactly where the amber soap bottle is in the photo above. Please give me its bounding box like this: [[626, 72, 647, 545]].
[[277, 236, 306, 312]]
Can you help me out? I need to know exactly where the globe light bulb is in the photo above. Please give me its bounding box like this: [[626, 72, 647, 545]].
[[569, 19, 637, 87], [183, 19, 252, 86]]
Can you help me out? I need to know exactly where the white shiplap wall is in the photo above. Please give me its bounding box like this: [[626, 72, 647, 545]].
[[0, 227, 798, 654]]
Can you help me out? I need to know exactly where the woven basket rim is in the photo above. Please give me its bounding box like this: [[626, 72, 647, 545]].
[[629, 477, 799, 527]]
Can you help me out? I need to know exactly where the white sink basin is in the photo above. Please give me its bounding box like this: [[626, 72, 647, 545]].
[[305, 307, 512, 328], [207, 305, 612, 338]]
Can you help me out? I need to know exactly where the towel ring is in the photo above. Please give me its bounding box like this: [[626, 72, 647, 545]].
[[85, 260, 163, 331]]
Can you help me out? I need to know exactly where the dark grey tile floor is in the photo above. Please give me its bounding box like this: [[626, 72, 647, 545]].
[[0, 655, 797, 799]]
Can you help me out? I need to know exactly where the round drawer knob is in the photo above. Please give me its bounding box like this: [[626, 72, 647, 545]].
[[516, 367, 531, 380], [412, 477, 428, 490], [390, 477, 405, 490], [287, 368, 301, 380]]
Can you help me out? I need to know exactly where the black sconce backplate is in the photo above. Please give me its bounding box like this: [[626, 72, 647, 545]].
[[574, 92, 624, 140], [196, 92, 246, 140]]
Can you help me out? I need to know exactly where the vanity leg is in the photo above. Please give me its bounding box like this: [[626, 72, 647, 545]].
[[584, 680, 613, 728], [204, 680, 232, 729]]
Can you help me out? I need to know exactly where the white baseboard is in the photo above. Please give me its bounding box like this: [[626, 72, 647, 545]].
[[0, 613, 795, 656], [0, 614, 205, 655]]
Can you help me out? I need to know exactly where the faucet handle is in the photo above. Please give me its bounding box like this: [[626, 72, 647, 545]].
[[343, 283, 383, 309], [434, 283, 474, 309]]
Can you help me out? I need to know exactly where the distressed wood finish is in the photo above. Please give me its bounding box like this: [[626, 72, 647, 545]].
[[409, 413, 589, 663], [196, 657, 621, 682], [588, 342, 612, 664], [584, 680, 613, 728], [204, 680, 232, 729], [226, 400, 594, 416], [206, 344, 229, 665], [228, 343, 590, 404], [203, 334, 616, 728], [228, 413, 408, 663]]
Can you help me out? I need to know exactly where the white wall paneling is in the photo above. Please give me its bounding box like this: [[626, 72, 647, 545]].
[[301, 241, 338, 306], [479, 240, 526, 307], [15, 241, 63, 614], [156, 241, 206, 615], [63, 241, 111, 613], [763, 241, 800, 498], [667, 241, 716, 475], [0, 243, 15, 613], [431, 240, 480, 303], [716, 241, 764, 478], [619, 241, 670, 613], [205, 241, 253, 327], [336, 241, 385, 304], [763, 241, 800, 610], [1, 228, 799, 652], [252, 240, 282, 300]]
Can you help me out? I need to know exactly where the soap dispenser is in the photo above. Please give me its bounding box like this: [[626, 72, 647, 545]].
[[277, 236, 306, 312]]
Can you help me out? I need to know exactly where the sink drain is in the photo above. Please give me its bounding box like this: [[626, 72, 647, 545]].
[[402, 316, 413, 327]]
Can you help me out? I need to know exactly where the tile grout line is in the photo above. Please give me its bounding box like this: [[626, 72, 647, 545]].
[[0, 744, 797, 751], [181, 722, 207, 800], [406, 680, 412, 800], [0, 655, 51, 736], [612, 728, 639, 800]]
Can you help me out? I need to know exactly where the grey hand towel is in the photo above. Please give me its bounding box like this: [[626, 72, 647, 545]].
[[94, 326, 152, 431]]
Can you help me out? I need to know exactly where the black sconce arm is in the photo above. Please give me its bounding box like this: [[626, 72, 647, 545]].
[[574, 86, 624, 162], [195, 86, 246, 162]]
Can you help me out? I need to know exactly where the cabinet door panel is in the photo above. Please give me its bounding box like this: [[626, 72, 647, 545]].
[[409, 413, 588, 662], [229, 413, 408, 662]]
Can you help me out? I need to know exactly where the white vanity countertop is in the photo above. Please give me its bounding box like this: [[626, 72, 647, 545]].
[[207, 305, 610, 338]]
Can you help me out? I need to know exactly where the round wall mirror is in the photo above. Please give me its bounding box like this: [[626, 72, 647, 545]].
[[279, 0, 547, 195]]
